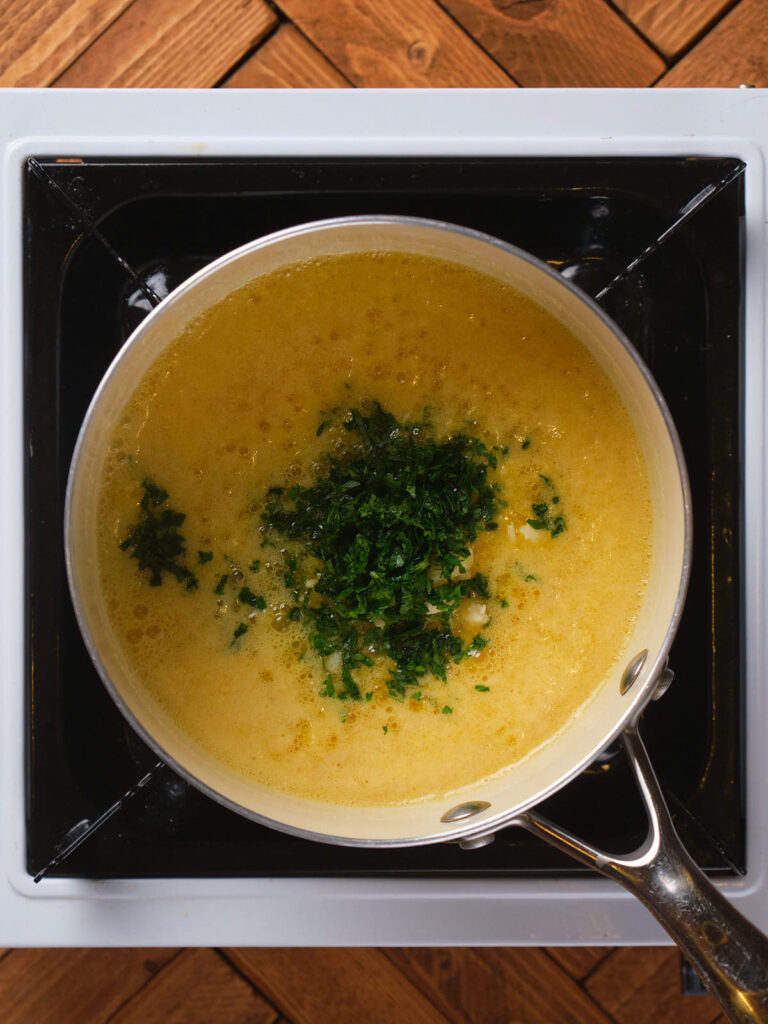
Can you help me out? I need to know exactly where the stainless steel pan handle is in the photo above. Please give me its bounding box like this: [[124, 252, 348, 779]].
[[514, 724, 768, 1024]]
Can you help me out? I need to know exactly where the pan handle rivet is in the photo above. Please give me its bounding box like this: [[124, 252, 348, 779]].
[[651, 659, 675, 701], [441, 800, 490, 823], [458, 834, 496, 850], [620, 649, 648, 695]]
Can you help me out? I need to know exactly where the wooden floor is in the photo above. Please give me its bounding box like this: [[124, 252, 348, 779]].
[[2, 0, 766, 1020], [0, 945, 729, 1023], [0, 0, 766, 89]]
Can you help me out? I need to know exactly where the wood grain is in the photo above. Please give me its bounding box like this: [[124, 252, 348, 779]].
[[546, 946, 612, 981], [223, 25, 350, 88], [387, 947, 616, 1024], [585, 948, 722, 1024], [53, 0, 278, 87], [0, 0, 133, 87], [225, 948, 453, 1024], [436, 0, 665, 87], [657, 0, 768, 86], [0, 948, 178, 1024], [612, 0, 736, 57], [111, 948, 278, 1024], [272, 0, 515, 87]]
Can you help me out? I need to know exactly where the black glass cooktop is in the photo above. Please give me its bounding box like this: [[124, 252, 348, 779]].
[[24, 155, 745, 879]]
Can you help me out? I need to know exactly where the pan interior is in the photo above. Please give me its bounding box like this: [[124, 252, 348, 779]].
[[66, 218, 688, 846]]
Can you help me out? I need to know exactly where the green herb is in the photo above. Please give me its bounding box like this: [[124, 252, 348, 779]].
[[382, 725, 388, 734], [500, 597, 509, 608], [441, 705, 453, 714], [455, 634, 489, 662], [526, 509, 565, 537], [528, 476, 566, 539], [513, 561, 539, 584], [475, 684, 490, 692], [198, 550, 213, 564], [261, 402, 505, 701], [288, 606, 301, 621], [140, 479, 168, 507], [521, 438, 531, 450], [214, 573, 228, 595], [232, 622, 248, 643], [283, 554, 299, 590], [120, 478, 197, 590], [238, 587, 267, 610], [248, 559, 261, 573], [319, 675, 335, 698]]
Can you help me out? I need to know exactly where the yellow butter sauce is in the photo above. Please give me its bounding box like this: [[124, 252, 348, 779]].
[[98, 251, 652, 806]]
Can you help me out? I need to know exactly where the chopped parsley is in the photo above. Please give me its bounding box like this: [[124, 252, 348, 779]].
[[198, 550, 213, 564], [261, 402, 505, 701], [119, 478, 197, 590], [319, 675, 335, 698], [526, 475, 566, 538], [238, 587, 267, 610], [231, 622, 248, 643], [214, 573, 228, 595]]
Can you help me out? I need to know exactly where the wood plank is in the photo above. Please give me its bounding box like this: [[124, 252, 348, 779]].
[[53, 0, 277, 88], [386, 947, 615, 1024], [436, 0, 665, 87], [657, 0, 768, 87], [225, 948, 453, 1024], [611, 0, 736, 58], [0, 0, 134, 87], [223, 25, 349, 88], [585, 947, 722, 1024], [546, 946, 612, 981], [110, 948, 277, 1024], [0, 948, 178, 1024], [272, 0, 515, 87]]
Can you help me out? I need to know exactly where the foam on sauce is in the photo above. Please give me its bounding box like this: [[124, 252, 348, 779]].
[[98, 251, 652, 806]]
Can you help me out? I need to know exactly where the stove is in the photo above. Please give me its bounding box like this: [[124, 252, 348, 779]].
[[1, 88, 767, 947]]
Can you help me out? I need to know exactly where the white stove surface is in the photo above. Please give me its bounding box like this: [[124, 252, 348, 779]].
[[1, 87, 767, 947]]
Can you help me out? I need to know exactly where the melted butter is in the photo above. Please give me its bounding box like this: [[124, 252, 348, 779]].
[[98, 251, 652, 806]]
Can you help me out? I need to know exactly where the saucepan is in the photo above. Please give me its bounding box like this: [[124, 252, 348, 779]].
[[65, 217, 768, 1022]]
